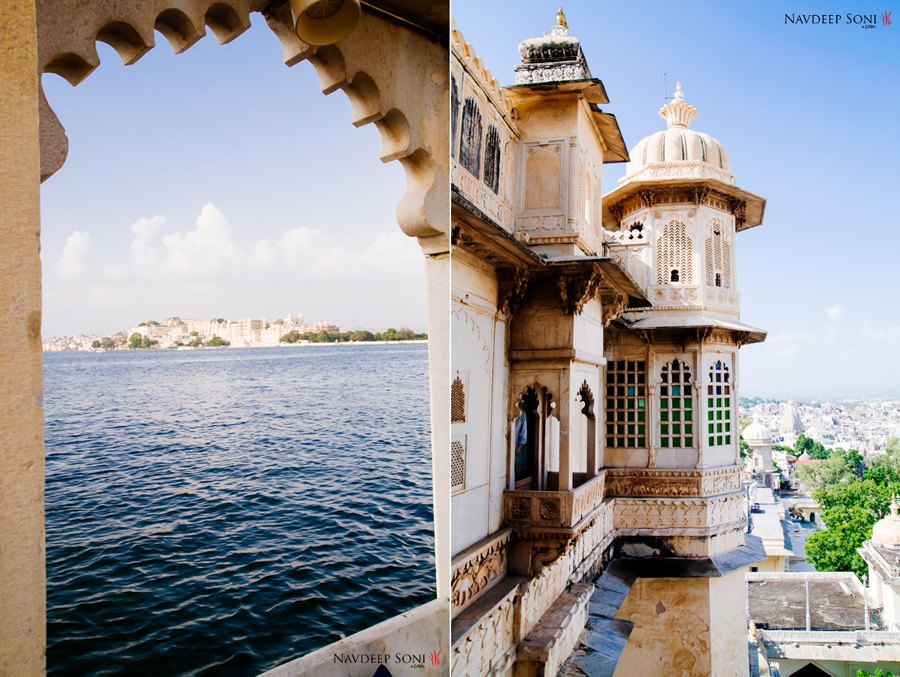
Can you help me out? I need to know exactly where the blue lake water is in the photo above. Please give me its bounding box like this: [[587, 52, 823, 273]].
[[44, 344, 435, 675]]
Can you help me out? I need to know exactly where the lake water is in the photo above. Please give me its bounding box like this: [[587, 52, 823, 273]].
[[43, 344, 434, 675]]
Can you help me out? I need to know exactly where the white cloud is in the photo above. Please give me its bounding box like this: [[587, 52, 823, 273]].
[[826, 304, 843, 322], [861, 319, 900, 343], [161, 203, 240, 278], [56, 230, 91, 279], [767, 328, 816, 359], [130, 215, 166, 271]]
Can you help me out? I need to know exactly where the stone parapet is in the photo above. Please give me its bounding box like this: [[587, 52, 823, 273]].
[[503, 472, 605, 530], [451, 528, 512, 616]]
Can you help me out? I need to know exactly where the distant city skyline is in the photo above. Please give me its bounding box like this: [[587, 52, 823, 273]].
[[452, 0, 900, 400], [40, 17, 425, 339]]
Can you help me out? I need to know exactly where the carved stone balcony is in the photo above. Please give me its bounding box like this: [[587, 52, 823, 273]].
[[503, 472, 605, 531], [451, 528, 512, 616]]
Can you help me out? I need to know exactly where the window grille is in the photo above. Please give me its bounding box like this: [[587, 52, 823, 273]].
[[451, 438, 466, 491], [656, 220, 693, 285], [483, 125, 501, 194], [605, 360, 647, 448], [707, 360, 732, 447], [705, 221, 732, 289], [451, 376, 465, 423], [459, 98, 482, 177], [659, 359, 694, 448]]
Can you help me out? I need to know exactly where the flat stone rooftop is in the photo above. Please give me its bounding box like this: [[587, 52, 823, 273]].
[[748, 574, 880, 631]]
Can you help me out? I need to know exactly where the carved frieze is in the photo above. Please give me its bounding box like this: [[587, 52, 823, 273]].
[[613, 493, 746, 532], [605, 467, 742, 498], [451, 530, 511, 612]]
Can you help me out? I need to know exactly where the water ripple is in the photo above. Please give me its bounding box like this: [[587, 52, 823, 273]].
[[45, 344, 434, 676]]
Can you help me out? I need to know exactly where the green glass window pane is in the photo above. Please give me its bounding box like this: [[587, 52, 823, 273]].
[[685, 424, 693, 435], [661, 424, 669, 435], [628, 425, 635, 434], [618, 399, 625, 409], [661, 438, 669, 448], [685, 437, 693, 446], [637, 412, 645, 422], [673, 424, 681, 434], [685, 398, 692, 409], [672, 410, 681, 422], [627, 437, 635, 448], [717, 423, 723, 432], [716, 398, 722, 407], [707, 398, 714, 408], [672, 398, 681, 408], [717, 436, 723, 445], [638, 398, 646, 408], [724, 422, 731, 432], [725, 398, 730, 407], [709, 436, 715, 446], [725, 410, 731, 420], [638, 425, 645, 434], [661, 411, 669, 422], [672, 437, 681, 447], [661, 399, 668, 410], [685, 411, 693, 421], [725, 435, 731, 445], [627, 411, 635, 422], [708, 410, 714, 421], [627, 399, 635, 409], [638, 437, 646, 446], [716, 411, 723, 420], [709, 423, 715, 433]]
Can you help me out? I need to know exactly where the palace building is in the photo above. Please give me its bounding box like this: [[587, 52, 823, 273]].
[[451, 11, 768, 675]]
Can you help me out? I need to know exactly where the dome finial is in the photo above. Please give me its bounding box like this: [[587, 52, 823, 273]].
[[551, 7, 569, 36], [659, 80, 697, 129]]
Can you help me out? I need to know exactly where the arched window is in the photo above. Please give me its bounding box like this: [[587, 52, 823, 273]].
[[513, 386, 555, 489], [459, 97, 482, 177], [483, 124, 501, 194], [605, 360, 647, 449], [451, 76, 460, 160], [705, 221, 732, 289], [656, 220, 693, 285], [659, 359, 694, 448], [707, 360, 732, 447], [577, 381, 597, 480]]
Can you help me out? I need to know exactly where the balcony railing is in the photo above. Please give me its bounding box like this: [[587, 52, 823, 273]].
[[503, 472, 605, 530]]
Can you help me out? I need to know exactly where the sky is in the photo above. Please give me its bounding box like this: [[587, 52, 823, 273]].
[[40, 15, 423, 338], [453, 0, 900, 400]]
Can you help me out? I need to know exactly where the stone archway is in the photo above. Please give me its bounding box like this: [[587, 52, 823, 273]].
[[1, 1, 449, 672]]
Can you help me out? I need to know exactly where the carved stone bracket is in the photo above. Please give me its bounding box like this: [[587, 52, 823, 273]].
[[728, 197, 747, 229], [637, 189, 657, 208], [608, 202, 624, 227], [692, 187, 710, 206], [556, 268, 602, 315], [599, 284, 628, 327], [498, 268, 532, 317]]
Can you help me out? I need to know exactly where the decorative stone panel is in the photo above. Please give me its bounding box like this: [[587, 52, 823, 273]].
[[613, 493, 746, 534], [451, 529, 511, 614], [503, 472, 605, 529], [605, 466, 742, 498]]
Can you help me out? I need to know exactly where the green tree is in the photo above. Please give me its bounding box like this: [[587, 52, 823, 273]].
[[805, 478, 900, 578], [796, 448, 862, 492], [91, 339, 101, 349], [128, 332, 144, 349], [857, 667, 895, 677], [280, 330, 301, 344], [739, 436, 751, 460], [100, 336, 116, 350], [206, 335, 230, 347]]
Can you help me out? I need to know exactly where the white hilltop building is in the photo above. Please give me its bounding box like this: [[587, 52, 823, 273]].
[[452, 10, 768, 675]]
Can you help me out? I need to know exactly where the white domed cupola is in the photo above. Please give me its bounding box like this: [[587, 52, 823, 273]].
[[622, 83, 734, 186]]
